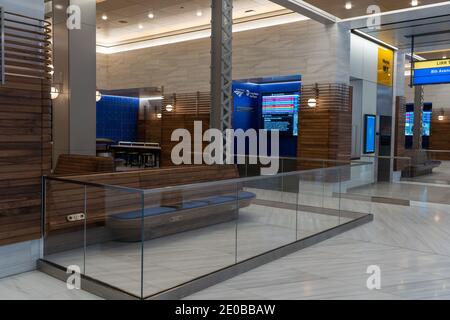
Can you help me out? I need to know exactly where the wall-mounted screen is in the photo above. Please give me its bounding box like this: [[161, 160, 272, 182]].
[[262, 93, 299, 136], [364, 115, 376, 154], [404, 111, 432, 137]]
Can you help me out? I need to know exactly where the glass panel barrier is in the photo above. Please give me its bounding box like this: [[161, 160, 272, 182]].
[[43, 179, 87, 274], [237, 174, 296, 262], [142, 180, 238, 297], [85, 185, 144, 298], [42, 160, 373, 299]]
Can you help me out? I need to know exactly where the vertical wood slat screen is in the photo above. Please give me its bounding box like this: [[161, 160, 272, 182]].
[[394, 96, 407, 170], [430, 115, 450, 160], [160, 92, 211, 166], [0, 9, 52, 245], [298, 83, 352, 181]]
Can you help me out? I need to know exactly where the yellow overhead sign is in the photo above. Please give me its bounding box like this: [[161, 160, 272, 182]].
[[414, 59, 450, 70], [377, 47, 394, 86]]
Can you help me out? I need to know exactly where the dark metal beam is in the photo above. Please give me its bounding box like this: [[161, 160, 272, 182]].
[[210, 0, 233, 132]]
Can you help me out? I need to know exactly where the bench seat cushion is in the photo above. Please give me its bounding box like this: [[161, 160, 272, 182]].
[[112, 206, 176, 220], [177, 200, 209, 210], [111, 192, 256, 221], [204, 191, 256, 205], [238, 191, 256, 200], [205, 196, 236, 205]]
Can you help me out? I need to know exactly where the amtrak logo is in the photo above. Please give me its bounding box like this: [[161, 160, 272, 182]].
[[234, 89, 259, 99]]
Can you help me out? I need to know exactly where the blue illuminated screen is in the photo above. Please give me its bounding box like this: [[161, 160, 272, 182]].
[[364, 115, 376, 154], [405, 111, 432, 137], [262, 93, 299, 136]]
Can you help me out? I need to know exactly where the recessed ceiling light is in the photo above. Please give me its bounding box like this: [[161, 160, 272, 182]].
[[443, 55, 447, 59], [345, 2, 352, 10], [118, 20, 128, 24], [148, 12, 154, 19], [102, 14, 108, 20], [138, 24, 144, 29], [55, 4, 64, 10], [196, 10, 203, 17], [411, 0, 418, 6]]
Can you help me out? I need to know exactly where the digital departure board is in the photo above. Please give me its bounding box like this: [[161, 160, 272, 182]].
[[262, 94, 299, 136]]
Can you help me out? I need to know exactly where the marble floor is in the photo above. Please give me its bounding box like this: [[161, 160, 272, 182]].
[[187, 201, 450, 300], [0, 271, 99, 300]]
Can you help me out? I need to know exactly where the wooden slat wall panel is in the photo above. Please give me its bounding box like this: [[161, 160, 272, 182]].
[[430, 116, 450, 160], [394, 96, 407, 170], [0, 12, 52, 246], [163, 92, 211, 115], [298, 83, 352, 181], [146, 92, 213, 166], [160, 113, 210, 166]]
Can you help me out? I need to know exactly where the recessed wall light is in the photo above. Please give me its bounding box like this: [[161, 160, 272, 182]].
[[148, 12, 154, 19], [411, 0, 418, 7], [345, 2, 352, 10], [308, 98, 317, 108], [196, 10, 203, 17], [50, 87, 59, 100]]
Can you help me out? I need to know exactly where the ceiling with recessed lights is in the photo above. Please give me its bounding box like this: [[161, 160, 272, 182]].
[[303, 0, 449, 19], [96, 0, 287, 46], [418, 49, 450, 60]]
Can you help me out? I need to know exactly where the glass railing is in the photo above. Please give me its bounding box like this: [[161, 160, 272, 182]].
[[337, 153, 450, 207], [42, 159, 374, 299]]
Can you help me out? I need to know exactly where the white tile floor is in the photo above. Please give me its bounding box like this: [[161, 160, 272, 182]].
[[187, 201, 450, 300]]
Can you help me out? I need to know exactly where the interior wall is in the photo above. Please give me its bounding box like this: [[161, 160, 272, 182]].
[[96, 20, 350, 92], [350, 34, 395, 161]]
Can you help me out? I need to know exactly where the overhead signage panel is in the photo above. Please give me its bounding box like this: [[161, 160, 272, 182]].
[[413, 59, 450, 85]]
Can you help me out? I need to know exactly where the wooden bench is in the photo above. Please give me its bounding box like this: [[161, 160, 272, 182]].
[[54, 154, 115, 175], [45, 165, 255, 242]]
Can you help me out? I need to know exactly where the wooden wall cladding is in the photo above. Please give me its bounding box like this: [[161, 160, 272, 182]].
[[138, 104, 162, 143], [297, 84, 352, 174], [138, 92, 211, 164], [394, 96, 407, 170], [430, 115, 450, 160], [159, 92, 211, 166], [0, 12, 52, 245]]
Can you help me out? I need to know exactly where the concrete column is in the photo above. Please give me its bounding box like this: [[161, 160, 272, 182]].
[[52, 0, 96, 167]]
